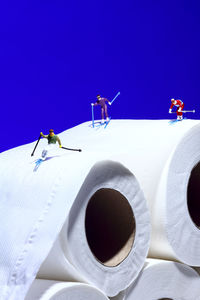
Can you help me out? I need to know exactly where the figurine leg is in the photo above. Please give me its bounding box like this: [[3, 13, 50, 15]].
[[41, 149, 48, 160], [101, 108, 105, 123]]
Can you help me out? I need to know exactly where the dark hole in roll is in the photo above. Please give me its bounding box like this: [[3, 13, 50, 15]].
[[85, 188, 135, 267], [187, 162, 200, 228]]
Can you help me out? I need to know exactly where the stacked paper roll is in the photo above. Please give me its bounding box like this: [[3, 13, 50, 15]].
[[25, 280, 109, 300], [0, 145, 150, 298], [148, 123, 200, 265], [56, 119, 200, 265], [124, 259, 200, 300], [37, 159, 150, 297], [1, 119, 200, 299], [33, 119, 200, 298]]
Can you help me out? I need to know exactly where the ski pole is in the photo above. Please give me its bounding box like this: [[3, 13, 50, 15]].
[[61, 146, 82, 152], [31, 135, 41, 156], [111, 91, 120, 105], [182, 110, 195, 113], [91, 104, 94, 128], [169, 110, 195, 113]]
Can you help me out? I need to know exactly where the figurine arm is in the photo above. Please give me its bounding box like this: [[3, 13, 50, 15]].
[[104, 98, 111, 105], [57, 136, 62, 147], [40, 132, 48, 138]]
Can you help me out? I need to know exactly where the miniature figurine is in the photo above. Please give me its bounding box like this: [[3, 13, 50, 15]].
[[40, 129, 62, 160], [91, 95, 111, 124], [169, 98, 184, 120]]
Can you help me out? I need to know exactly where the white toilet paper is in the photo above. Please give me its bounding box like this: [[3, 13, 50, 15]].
[[37, 160, 150, 296], [58, 119, 200, 265], [1, 119, 200, 299], [25, 280, 109, 300], [0, 141, 150, 299], [148, 121, 200, 265], [125, 259, 200, 300], [83, 119, 200, 266]]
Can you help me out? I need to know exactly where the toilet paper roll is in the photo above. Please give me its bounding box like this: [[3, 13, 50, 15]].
[[25, 280, 109, 300], [0, 143, 150, 299], [148, 121, 200, 265], [37, 159, 150, 296], [57, 119, 200, 265], [63, 119, 200, 266], [1, 119, 200, 299], [125, 259, 200, 300]]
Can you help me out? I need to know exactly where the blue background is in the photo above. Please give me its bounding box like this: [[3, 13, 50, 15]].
[[1, 1, 200, 153]]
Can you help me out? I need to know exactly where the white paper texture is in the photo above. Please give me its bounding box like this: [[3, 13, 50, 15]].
[[1, 119, 200, 299], [125, 258, 200, 300], [25, 280, 109, 300]]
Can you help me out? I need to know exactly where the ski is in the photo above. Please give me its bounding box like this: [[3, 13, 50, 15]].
[[90, 120, 105, 128], [94, 121, 107, 129], [33, 158, 44, 171], [169, 118, 187, 125], [104, 117, 111, 129], [96, 121, 105, 127]]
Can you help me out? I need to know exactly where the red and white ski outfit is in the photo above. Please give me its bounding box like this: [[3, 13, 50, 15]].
[[169, 99, 184, 117]]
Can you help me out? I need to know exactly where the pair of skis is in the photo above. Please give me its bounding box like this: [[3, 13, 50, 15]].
[[169, 118, 187, 125], [91, 92, 120, 128], [94, 117, 111, 129]]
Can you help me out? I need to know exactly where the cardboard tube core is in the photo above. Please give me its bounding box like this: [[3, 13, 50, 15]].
[[85, 188, 135, 267], [187, 162, 200, 228]]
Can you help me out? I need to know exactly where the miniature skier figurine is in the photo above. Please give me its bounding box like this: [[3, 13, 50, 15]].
[[91, 95, 111, 124], [169, 98, 184, 120], [40, 129, 62, 160]]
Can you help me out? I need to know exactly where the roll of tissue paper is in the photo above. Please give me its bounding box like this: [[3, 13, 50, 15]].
[[63, 119, 200, 266], [1, 119, 200, 299], [37, 159, 150, 296], [125, 258, 200, 300], [0, 141, 150, 299], [147, 121, 200, 265], [25, 280, 109, 300], [57, 119, 200, 265], [110, 120, 200, 266]]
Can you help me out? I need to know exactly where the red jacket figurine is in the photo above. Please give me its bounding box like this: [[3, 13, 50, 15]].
[[169, 98, 184, 120]]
